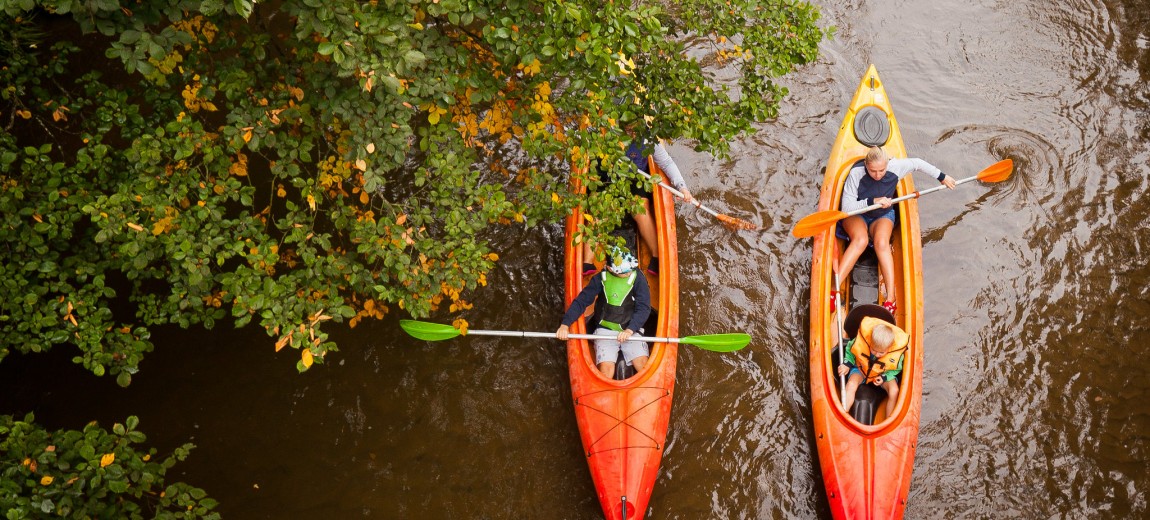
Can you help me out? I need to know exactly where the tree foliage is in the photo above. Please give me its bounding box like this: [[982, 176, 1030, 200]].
[[0, 0, 829, 379], [0, 414, 217, 519]]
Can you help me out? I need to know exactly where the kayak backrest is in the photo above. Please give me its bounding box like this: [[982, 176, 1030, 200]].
[[843, 303, 896, 339]]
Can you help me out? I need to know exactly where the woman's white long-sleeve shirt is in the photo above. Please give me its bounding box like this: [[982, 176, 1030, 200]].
[[840, 158, 943, 214]]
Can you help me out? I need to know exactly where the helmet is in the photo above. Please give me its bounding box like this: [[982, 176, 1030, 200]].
[[606, 247, 639, 275]]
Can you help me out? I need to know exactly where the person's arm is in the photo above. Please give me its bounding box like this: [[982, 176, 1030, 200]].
[[560, 275, 603, 327], [841, 339, 857, 368], [625, 274, 652, 334], [651, 142, 686, 190], [887, 158, 954, 187], [882, 354, 904, 382], [839, 168, 870, 213]]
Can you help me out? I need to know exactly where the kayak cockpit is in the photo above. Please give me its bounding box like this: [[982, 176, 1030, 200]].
[[831, 303, 898, 425]]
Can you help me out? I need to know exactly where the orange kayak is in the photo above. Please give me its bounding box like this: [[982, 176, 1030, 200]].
[[808, 65, 925, 518], [564, 158, 680, 520]]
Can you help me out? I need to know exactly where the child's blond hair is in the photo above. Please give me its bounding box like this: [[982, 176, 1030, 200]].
[[871, 323, 894, 352]]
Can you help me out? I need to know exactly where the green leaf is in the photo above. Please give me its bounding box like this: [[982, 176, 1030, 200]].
[[403, 49, 426, 67]]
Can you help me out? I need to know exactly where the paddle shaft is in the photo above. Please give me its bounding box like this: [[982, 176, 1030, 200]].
[[635, 169, 725, 219], [834, 271, 847, 407], [843, 173, 980, 218], [465, 328, 684, 344]]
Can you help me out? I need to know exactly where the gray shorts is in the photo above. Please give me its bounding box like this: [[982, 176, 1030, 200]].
[[592, 327, 649, 365]]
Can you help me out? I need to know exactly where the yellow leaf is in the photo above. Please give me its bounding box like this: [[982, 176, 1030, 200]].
[[230, 153, 249, 176], [366, 143, 376, 154], [127, 222, 144, 232], [301, 349, 314, 368], [143, 454, 151, 461], [275, 334, 290, 352], [242, 128, 253, 143], [551, 192, 559, 203], [17, 110, 31, 119], [100, 453, 115, 468], [452, 318, 469, 335], [396, 213, 408, 226], [40, 476, 54, 486], [354, 159, 367, 171], [307, 194, 316, 211], [277, 185, 286, 197]]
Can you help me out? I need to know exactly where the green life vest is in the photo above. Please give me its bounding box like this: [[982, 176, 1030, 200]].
[[598, 271, 637, 332]]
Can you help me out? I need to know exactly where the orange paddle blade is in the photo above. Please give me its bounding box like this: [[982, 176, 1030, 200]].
[[717, 213, 759, 231], [976, 159, 1013, 183], [791, 210, 847, 238]]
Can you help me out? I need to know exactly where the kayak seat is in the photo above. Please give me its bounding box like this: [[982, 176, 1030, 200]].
[[613, 350, 636, 380], [853, 106, 890, 148]]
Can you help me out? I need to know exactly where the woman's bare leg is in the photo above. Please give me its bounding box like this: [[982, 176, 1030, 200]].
[[633, 199, 659, 255], [836, 216, 870, 283], [870, 218, 896, 305]]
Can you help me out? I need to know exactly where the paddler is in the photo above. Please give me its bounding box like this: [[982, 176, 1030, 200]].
[[837, 316, 910, 418], [836, 146, 956, 313], [581, 125, 693, 277], [557, 247, 652, 378]]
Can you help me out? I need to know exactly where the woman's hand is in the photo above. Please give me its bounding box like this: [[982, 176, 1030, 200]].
[[875, 197, 893, 208], [837, 364, 849, 377], [678, 188, 694, 204], [617, 329, 634, 342], [556, 324, 569, 340]]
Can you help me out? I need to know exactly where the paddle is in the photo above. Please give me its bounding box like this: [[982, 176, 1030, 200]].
[[791, 159, 1014, 238], [399, 320, 752, 352], [637, 170, 758, 231], [833, 271, 847, 407]]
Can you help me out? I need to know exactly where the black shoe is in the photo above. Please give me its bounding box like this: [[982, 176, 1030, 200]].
[[582, 263, 597, 275], [646, 258, 659, 276]]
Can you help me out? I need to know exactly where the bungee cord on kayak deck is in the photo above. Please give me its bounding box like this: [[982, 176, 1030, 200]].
[[576, 386, 671, 455]]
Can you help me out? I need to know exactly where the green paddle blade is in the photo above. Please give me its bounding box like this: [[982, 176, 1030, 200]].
[[680, 333, 752, 352], [399, 320, 463, 341]]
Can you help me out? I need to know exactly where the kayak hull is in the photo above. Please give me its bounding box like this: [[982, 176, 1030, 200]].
[[808, 65, 925, 519], [564, 159, 679, 520]]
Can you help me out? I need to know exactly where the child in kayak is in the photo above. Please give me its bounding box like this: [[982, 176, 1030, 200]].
[[836, 316, 909, 418], [558, 247, 652, 378], [837, 146, 956, 313]]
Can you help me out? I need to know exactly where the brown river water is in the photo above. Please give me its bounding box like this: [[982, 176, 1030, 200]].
[[3, 0, 1149, 518]]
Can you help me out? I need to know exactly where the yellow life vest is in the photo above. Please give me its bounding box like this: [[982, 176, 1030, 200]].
[[850, 316, 909, 385]]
